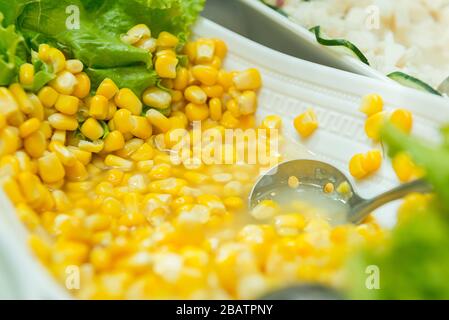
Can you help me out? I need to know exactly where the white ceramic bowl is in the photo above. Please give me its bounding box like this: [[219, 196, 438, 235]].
[[1, 17, 448, 299]]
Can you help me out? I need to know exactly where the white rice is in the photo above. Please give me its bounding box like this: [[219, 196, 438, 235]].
[[268, 0, 449, 88]]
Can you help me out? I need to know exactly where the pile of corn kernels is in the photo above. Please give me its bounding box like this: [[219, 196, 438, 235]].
[[0, 24, 387, 299]]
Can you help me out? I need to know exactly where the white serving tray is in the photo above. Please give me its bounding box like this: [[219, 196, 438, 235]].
[[1, 17, 448, 299]]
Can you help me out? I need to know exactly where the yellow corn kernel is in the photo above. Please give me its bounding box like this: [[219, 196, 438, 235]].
[[89, 95, 109, 120], [27, 94, 44, 121], [37, 86, 59, 108], [136, 37, 157, 52], [220, 111, 239, 129], [105, 101, 117, 120], [261, 115, 282, 131], [37, 152, 65, 183], [65, 160, 88, 181], [48, 48, 66, 73], [67, 146, 91, 165], [237, 91, 257, 115], [184, 85, 207, 105], [148, 163, 172, 180], [17, 172, 44, 207], [112, 108, 133, 133], [146, 109, 171, 133], [392, 152, 422, 183], [116, 138, 144, 158], [205, 56, 222, 70], [195, 39, 215, 64], [185, 103, 209, 122], [65, 59, 83, 74], [130, 143, 154, 161], [171, 91, 183, 104], [337, 181, 351, 195], [274, 214, 306, 236], [349, 153, 368, 179], [9, 83, 34, 114], [73, 72, 91, 99], [115, 88, 142, 115], [148, 177, 187, 194], [324, 182, 335, 194], [122, 24, 151, 44], [201, 85, 223, 99], [142, 87, 172, 109], [49, 71, 77, 95], [293, 108, 318, 138], [155, 49, 177, 60], [19, 118, 41, 138], [24, 131, 47, 158], [104, 155, 134, 171], [80, 118, 103, 141], [225, 99, 239, 118], [222, 196, 243, 210], [251, 199, 280, 220], [49, 141, 76, 166], [365, 111, 388, 141], [360, 93, 383, 116], [38, 44, 51, 62], [390, 109, 413, 134], [217, 70, 233, 89], [362, 150, 382, 174], [1, 176, 25, 204], [191, 65, 218, 86], [97, 78, 119, 100], [174, 67, 189, 91], [233, 69, 262, 91], [54, 94, 79, 115], [209, 98, 222, 121], [184, 41, 197, 62], [48, 113, 78, 131], [103, 131, 125, 153], [213, 39, 228, 59], [39, 121, 53, 139], [78, 140, 104, 153], [130, 115, 152, 139], [0, 87, 20, 117], [155, 55, 178, 79], [19, 63, 35, 86], [157, 31, 179, 48]]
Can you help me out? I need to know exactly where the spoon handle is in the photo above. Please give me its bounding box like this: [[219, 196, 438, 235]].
[[349, 179, 432, 224]]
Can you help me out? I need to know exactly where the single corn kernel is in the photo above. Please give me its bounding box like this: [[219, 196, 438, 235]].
[[155, 56, 178, 79], [37, 87, 59, 109], [251, 199, 280, 220], [97, 78, 119, 100], [213, 39, 228, 60], [220, 111, 239, 128], [157, 31, 179, 48], [155, 49, 177, 59], [184, 85, 207, 105], [293, 108, 318, 138], [122, 24, 151, 44], [217, 70, 234, 89], [9, 83, 34, 114], [49, 141, 76, 166], [130, 115, 152, 139], [65, 59, 84, 74], [209, 98, 222, 121], [0, 87, 20, 117], [18, 118, 40, 140], [48, 113, 78, 131], [337, 181, 351, 195], [185, 103, 209, 122], [28, 94, 45, 121], [115, 138, 144, 158], [362, 150, 382, 173], [24, 131, 47, 158], [174, 67, 189, 90], [237, 91, 257, 115], [89, 95, 109, 120], [115, 88, 142, 115], [143, 87, 172, 109], [392, 152, 422, 183], [324, 182, 335, 194], [191, 65, 218, 86], [288, 176, 300, 189], [136, 37, 157, 52], [78, 140, 104, 153], [19, 63, 35, 86], [81, 118, 104, 141], [49, 71, 77, 95], [65, 160, 88, 181], [146, 109, 171, 133], [48, 48, 66, 73], [201, 85, 224, 98], [223, 196, 244, 210], [104, 155, 134, 171], [38, 44, 51, 62], [113, 108, 133, 133], [233, 69, 262, 91], [349, 154, 368, 179], [226, 99, 240, 118], [38, 152, 65, 183], [73, 72, 91, 99], [365, 111, 388, 141], [360, 94, 383, 116], [390, 109, 413, 134], [130, 143, 154, 161], [103, 131, 125, 153], [55, 94, 79, 115], [1, 176, 25, 204], [195, 39, 215, 64], [39, 121, 53, 139]]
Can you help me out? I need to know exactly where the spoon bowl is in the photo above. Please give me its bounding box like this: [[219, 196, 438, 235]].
[[249, 159, 432, 224]]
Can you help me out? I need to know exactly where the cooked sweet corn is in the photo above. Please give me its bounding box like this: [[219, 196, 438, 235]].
[[365, 111, 388, 141], [19, 63, 35, 86], [390, 109, 413, 134], [359, 93, 383, 116], [0, 38, 386, 301], [349, 150, 382, 179], [293, 108, 318, 138]]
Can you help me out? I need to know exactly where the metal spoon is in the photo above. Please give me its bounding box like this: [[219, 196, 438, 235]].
[[249, 159, 432, 224]]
